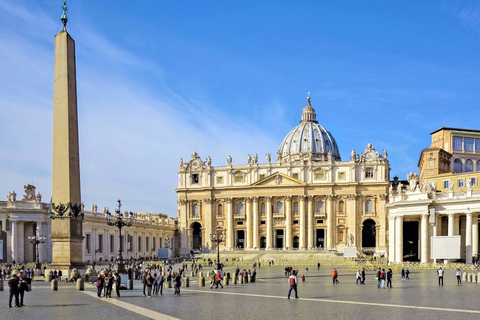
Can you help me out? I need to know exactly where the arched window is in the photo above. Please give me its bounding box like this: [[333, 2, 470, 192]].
[[339, 201, 344, 213], [317, 201, 324, 213], [217, 204, 223, 216], [465, 159, 474, 172], [261, 203, 266, 215], [365, 200, 373, 213], [454, 158, 462, 173], [276, 201, 283, 213], [237, 203, 244, 215], [193, 204, 199, 216], [293, 202, 299, 214], [477, 160, 480, 172]]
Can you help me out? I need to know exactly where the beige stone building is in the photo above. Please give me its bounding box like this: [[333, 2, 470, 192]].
[[387, 127, 480, 263], [176, 98, 390, 255]]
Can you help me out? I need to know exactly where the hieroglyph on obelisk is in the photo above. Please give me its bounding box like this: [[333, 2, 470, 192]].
[[49, 1, 84, 269]]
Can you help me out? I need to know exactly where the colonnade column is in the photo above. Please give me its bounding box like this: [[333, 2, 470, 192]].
[[285, 196, 292, 249], [179, 199, 190, 256], [448, 213, 455, 236], [388, 217, 395, 263], [326, 195, 334, 249], [246, 198, 253, 249], [226, 198, 234, 250], [299, 196, 306, 249], [252, 197, 259, 249], [307, 196, 314, 250], [266, 197, 273, 249], [421, 213, 429, 263], [204, 198, 214, 251], [466, 212, 473, 264], [473, 214, 478, 262], [395, 215, 403, 263]]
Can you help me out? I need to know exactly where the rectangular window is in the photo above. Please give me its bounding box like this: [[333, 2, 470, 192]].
[[216, 176, 223, 184], [315, 172, 324, 180], [453, 136, 463, 150], [237, 221, 244, 225], [472, 177, 478, 186], [365, 168, 374, 178], [458, 178, 465, 188], [146, 237, 149, 252], [153, 237, 156, 250], [317, 220, 324, 224], [476, 139, 480, 152], [293, 173, 299, 179], [260, 221, 266, 225], [235, 175, 243, 182], [138, 237, 142, 252], [429, 161, 434, 167], [465, 138, 474, 151], [98, 234, 103, 253], [338, 172, 345, 180], [86, 234, 91, 254], [192, 174, 199, 184], [293, 204, 298, 214], [261, 205, 265, 215], [129, 236, 133, 252], [110, 235, 115, 253], [293, 220, 299, 224], [443, 180, 449, 189]]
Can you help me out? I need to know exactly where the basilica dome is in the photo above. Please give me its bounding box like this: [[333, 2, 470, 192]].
[[278, 97, 341, 162]]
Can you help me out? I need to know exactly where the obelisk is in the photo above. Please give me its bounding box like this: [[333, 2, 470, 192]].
[[49, 1, 84, 269]]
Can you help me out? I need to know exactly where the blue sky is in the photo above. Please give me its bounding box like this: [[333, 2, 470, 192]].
[[1, 1, 480, 216]]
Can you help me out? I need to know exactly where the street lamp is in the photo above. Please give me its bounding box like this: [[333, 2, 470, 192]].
[[210, 226, 226, 270], [28, 226, 47, 269], [105, 199, 133, 272]]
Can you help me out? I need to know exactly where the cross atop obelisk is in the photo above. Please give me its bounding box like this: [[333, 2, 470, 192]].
[[49, 0, 84, 269]]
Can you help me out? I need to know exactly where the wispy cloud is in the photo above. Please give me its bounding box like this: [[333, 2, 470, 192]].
[[460, 6, 480, 30]]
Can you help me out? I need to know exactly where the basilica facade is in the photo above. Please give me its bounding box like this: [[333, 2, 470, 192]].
[[176, 98, 390, 255]]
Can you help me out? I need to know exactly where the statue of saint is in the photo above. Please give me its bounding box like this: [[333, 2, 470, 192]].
[[227, 155, 232, 165], [253, 153, 258, 164], [265, 152, 271, 163], [247, 154, 252, 164], [206, 156, 212, 166], [36, 192, 42, 202], [179, 158, 184, 168], [350, 149, 356, 161]]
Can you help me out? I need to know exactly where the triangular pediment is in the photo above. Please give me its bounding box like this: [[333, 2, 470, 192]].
[[251, 172, 306, 187]]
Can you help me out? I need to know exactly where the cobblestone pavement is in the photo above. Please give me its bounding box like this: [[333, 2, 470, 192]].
[[1, 265, 480, 320]]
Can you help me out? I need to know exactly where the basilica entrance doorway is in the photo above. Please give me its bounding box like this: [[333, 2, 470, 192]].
[[275, 230, 284, 249], [316, 229, 325, 248], [260, 237, 266, 249], [292, 236, 299, 249], [237, 230, 245, 249], [362, 219, 376, 248], [191, 222, 202, 250]]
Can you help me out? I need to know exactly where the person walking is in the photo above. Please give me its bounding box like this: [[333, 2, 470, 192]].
[[8, 274, 20, 308], [380, 268, 386, 289], [215, 270, 224, 289], [17, 273, 28, 306], [387, 268, 393, 288], [437, 267, 444, 286], [301, 275, 306, 283], [174, 272, 181, 296], [146, 271, 154, 297], [356, 270, 361, 285], [317, 262, 321, 270], [361, 268, 366, 284], [155, 273, 163, 295], [114, 273, 121, 298], [287, 271, 299, 299], [456, 269, 462, 284], [376, 268, 381, 288], [405, 269, 410, 279], [401, 268, 405, 280], [210, 271, 216, 289], [141, 269, 147, 296], [332, 268, 339, 284], [95, 274, 104, 298]]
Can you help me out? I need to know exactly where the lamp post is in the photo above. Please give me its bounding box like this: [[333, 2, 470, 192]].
[[210, 227, 226, 270], [105, 199, 133, 273], [28, 226, 47, 269]]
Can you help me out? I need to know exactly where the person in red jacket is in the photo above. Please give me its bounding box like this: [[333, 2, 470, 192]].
[[287, 271, 299, 299], [332, 269, 339, 284]]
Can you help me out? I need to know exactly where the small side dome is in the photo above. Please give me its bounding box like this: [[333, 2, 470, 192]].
[[278, 97, 341, 162]]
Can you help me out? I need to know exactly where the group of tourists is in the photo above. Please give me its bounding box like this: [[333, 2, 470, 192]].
[[93, 269, 122, 298], [7, 271, 31, 308]]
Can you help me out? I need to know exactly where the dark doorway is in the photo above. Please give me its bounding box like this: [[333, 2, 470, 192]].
[[403, 221, 419, 261], [276, 230, 284, 249], [191, 222, 202, 250], [362, 219, 376, 248], [293, 236, 299, 249], [237, 230, 245, 249], [316, 229, 325, 248], [260, 237, 266, 249]]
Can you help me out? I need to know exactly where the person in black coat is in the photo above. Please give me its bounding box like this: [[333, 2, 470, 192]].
[[8, 274, 20, 308], [114, 273, 121, 297]]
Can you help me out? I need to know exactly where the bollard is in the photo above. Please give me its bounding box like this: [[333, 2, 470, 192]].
[[46, 273, 52, 283], [51, 279, 58, 291], [248, 274, 252, 283], [468, 273, 473, 282], [223, 276, 229, 286], [199, 277, 205, 287], [462, 272, 467, 282], [473, 274, 478, 283], [128, 279, 133, 290], [184, 277, 190, 287], [199, 271, 203, 277], [190, 271, 195, 277], [76, 278, 84, 291], [207, 271, 211, 278], [477, 273, 480, 284], [0, 280, 3, 291], [232, 274, 237, 284]]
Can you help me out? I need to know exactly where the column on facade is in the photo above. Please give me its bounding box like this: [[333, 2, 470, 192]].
[[466, 212, 473, 264], [388, 217, 395, 263], [326, 195, 334, 249], [266, 197, 273, 249], [252, 197, 259, 249], [395, 215, 403, 263], [307, 196, 314, 249], [473, 214, 479, 261], [421, 213, 429, 263], [299, 195, 306, 249], [285, 196, 292, 249], [246, 197, 253, 249], [179, 199, 189, 256], [204, 198, 214, 251], [13, 221, 25, 263], [226, 198, 234, 250], [448, 213, 455, 236], [375, 225, 380, 248], [348, 195, 358, 247]]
